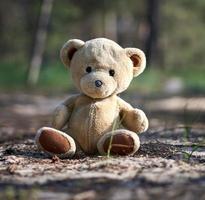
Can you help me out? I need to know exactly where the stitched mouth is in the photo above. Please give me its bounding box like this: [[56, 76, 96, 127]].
[[83, 85, 114, 98]]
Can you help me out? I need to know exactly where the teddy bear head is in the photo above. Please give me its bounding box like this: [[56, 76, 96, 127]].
[[60, 38, 146, 99]]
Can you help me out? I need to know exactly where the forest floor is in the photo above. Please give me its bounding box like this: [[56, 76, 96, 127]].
[[0, 92, 204, 200]]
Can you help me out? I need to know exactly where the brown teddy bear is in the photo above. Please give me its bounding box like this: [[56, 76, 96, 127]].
[[35, 38, 149, 158]]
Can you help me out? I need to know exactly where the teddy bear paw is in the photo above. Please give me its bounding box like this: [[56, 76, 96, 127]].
[[97, 129, 140, 156], [133, 109, 149, 133], [35, 127, 76, 158]]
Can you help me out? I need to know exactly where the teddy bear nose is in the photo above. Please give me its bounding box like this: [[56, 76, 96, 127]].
[[95, 80, 103, 87]]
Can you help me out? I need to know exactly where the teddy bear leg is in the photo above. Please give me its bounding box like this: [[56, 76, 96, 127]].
[[97, 129, 140, 156], [35, 127, 76, 158]]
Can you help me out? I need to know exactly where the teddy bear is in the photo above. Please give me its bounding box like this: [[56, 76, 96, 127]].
[[35, 38, 149, 158]]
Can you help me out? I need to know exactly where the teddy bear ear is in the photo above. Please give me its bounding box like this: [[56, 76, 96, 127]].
[[125, 48, 146, 77], [60, 39, 85, 67]]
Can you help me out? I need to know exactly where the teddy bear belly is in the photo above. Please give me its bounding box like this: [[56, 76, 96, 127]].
[[68, 103, 119, 154]]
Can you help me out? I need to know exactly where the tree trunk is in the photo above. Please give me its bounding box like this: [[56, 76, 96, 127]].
[[27, 0, 53, 86], [145, 0, 160, 66]]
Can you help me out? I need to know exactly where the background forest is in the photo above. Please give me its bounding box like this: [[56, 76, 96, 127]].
[[0, 0, 204, 94]]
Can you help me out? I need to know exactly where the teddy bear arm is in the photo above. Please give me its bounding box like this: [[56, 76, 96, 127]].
[[52, 95, 77, 130], [118, 97, 149, 133]]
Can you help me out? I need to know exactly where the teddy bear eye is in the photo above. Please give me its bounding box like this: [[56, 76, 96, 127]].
[[109, 69, 115, 76], [86, 66, 92, 73]]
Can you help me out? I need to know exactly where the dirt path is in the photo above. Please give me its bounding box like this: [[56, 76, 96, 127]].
[[0, 93, 204, 200]]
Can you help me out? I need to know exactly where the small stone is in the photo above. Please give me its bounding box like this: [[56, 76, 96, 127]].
[[5, 155, 23, 164], [73, 190, 96, 200], [51, 155, 61, 163], [7, 164, 17, 174]]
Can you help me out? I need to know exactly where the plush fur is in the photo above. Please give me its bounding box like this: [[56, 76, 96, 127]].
[[35, 38, 149, 157]]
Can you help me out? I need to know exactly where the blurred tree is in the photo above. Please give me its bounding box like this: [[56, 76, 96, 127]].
[[144, 0, 160, 66], [27, 0, 54, 86], [161, 0, 205, 69], [0, 0, 205, 87]]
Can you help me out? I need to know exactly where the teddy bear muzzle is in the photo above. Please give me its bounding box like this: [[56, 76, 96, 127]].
[[80, 71, 117, 98]]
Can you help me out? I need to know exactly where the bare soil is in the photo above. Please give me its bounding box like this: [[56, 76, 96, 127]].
[[0, 93, 204, 200]]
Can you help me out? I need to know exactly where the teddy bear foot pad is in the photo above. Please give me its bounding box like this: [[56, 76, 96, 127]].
[[35, 127, 76, 158], [97, 129, 140, 156]]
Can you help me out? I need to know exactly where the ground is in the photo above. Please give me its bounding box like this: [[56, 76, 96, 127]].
[[0, 93, 204, 200]]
